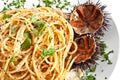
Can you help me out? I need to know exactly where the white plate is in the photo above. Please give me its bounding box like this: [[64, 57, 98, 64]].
[[95, 18, 119, 80], [0, 0, 119, 80]]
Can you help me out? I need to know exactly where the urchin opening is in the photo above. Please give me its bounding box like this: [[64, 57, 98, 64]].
[[69, 0, 110, 36]]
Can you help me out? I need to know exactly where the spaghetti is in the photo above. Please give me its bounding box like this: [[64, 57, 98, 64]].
[[0, 7, 81, 80]]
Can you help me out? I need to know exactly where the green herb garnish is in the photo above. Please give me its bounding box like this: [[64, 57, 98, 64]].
[[41, 48, 56, 59], [1, 0, 72, 12], [10, 56, 17, 62], [31, 16, 46, 29], [81, 74, 96, 80], [21, 38, 31, 49], [33, 21, 47, 36], [42, 0, 55, 7], [31, 15, 37, 23], [31, 16, 47, 36], [23, 31, 32, 39], [2, 0, 26, 11], [33, 28, 40, 36], [2, 13, 11, 19], [90, 65, 97, 72], [21, 31, 32, 49], [39, 24, 46, 34], [34, 0, 72, 10], [10, 52, 18, 62], [102, 50, 113, 64], [101, 41, 107, 55], [34, 21, 46, 29], [10, 25, 18, 33], [100, 40, 114, 64], [56, 1, 70, 10], [86, 74, 96, 80]]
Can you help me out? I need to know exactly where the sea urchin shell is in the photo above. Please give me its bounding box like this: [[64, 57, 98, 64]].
[[70, 4, 104, 35], [73, 34, 96, 64]]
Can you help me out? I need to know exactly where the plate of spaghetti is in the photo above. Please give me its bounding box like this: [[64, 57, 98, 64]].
[[0, 0, 119, 80]]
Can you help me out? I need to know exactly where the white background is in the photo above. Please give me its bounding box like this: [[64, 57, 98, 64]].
[[104, 0, 120, 80]]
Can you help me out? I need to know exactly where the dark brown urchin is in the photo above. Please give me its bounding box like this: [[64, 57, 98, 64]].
[[71, 33, 104, 70], [93, 0, 111, 36], [73, 34, 96, 64], [69, 0, 110, 70], [69, 0, 110, 36]]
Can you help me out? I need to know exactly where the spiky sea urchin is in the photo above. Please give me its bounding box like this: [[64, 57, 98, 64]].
[[72, 33, 104, 70], [70, 0, 110, 36], [73, 34, 96, 64], [69, 0, 111, 70], [89, 0, 111, 36]]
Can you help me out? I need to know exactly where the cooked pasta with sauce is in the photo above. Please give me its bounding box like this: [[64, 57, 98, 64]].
[[0, 7, 83, 80]]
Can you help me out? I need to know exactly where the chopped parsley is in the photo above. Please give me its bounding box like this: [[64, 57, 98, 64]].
[[21, 38, 31, 49], [10, 56, 17, 62], [81, 73, 96, 80], [41, 48, 56, 59], [34, 20, 46, 29], [1, 0, 72, 12], [34, 0, 72, 10], [56, 0, 70, 10], [30, 15, 37, 23], [10, 52, 17, 62], [102, 50, 113, 64], [21, 31, 32, 49], [31, 16, 46, 29], [89, 65, 97, 72], [2, 13, 11, 19], [31, 16, 47, 36], [42, 0, 55, 7], [23, 31, 32, 39], [100, 40, 114, 64], [86, 75, 96, 80], [33, 28, 39, 36], [10, 25, 18, 33], [2, 0, 26, 11]]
